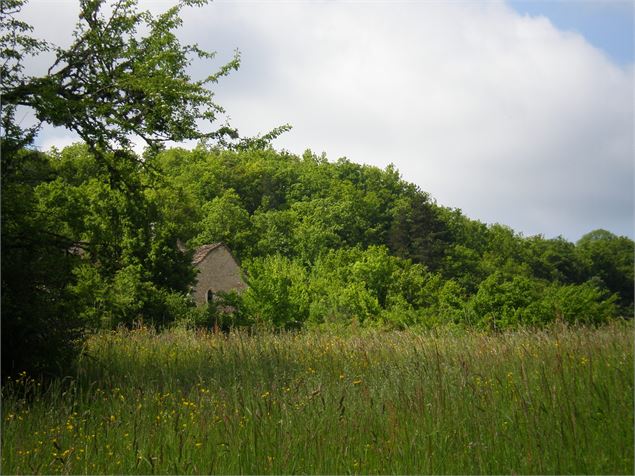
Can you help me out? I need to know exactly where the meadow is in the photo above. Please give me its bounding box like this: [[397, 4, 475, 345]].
[[2, 323, 633, 474]]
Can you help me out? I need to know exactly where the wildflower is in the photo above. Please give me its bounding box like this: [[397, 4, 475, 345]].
[[353, 379, 363, 385]]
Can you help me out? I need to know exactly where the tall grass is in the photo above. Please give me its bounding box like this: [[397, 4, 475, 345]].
[[2, 323, 633, 474]]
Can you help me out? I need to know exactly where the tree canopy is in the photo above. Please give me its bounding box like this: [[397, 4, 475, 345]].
[[1, 0, 245, 377]]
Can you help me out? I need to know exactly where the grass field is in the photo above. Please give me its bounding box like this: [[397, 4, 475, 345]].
[[2, 323, 633, 474]]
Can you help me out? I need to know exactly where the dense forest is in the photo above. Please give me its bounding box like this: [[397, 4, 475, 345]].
[[3, 143, 633, 376], [1, 0, 633, 379]]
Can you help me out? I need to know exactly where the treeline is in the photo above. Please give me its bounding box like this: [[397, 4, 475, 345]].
[[151, 145, 632, 329], [3, 143, 633, 375]]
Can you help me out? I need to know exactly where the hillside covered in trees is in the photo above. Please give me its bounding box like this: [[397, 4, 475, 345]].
[[1, 0, 632, 379], [3, 143, 633, 375]]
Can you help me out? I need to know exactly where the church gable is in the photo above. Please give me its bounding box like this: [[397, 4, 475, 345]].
[[191, 243, 246, 306]]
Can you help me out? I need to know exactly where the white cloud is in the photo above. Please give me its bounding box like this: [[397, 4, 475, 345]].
[[179, 0, 633, 240], [19, 0, 635, 240]]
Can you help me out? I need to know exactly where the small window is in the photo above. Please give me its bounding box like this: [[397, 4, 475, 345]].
[[206, 289, 214, 303]]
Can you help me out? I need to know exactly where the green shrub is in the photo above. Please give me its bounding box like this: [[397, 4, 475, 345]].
[[541, 281, 618, 325], [242, 255, 309, 328], [469, 272, 546, 329], [309, 281, 381, 325]]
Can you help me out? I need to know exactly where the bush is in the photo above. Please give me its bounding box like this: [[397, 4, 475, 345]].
[[242, 255, 309, 329], [469, 273, 546, 329], [468, 272, 620, 329], [180, 291, 250, 331], [540, 281, 618, 325], [309, 281, 381, 325]]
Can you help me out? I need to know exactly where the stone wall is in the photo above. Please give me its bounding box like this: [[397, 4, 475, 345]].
[[192, 246, 247, 306]]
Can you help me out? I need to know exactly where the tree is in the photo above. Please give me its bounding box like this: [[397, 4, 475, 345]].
[[576, 229, 634, 310], [191, 189, 253, 258], [388, 186, 449, 269], [1, 0, 242, 156], [242, 255, 309, 329], [0, 0, 250, 377]]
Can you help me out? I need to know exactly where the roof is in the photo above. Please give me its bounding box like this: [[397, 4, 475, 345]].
[[192, 243, 225, 265]]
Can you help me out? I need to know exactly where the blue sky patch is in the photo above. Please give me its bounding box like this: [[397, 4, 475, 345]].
[[508, 0, 633, 65]]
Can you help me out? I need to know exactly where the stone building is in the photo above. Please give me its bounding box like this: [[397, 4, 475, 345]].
[[191, 243, 247, 306]]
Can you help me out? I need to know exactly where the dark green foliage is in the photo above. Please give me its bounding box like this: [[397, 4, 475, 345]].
[[389, 187, 449, 270], [1, 149, 84, 377], [576, 229, 634, 310], [1, 0, 245, 378]]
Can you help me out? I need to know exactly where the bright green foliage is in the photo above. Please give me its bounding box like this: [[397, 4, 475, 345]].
[[5, 143, 623, 338], [148, 145, 630, 331], [540, 281, 619, 325], [350, 246, 400, 307], [468, 273, 619, 329], [4, 142, 633, 368], [291, 198, 347, 263], [424, 279, 468, 325], [242, 255, 309, 329], [191, 189, 253, 255], [251, 209, 297, 256]]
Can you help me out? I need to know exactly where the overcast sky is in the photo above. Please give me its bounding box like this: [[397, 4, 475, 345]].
[[19, 0, 635, 242]]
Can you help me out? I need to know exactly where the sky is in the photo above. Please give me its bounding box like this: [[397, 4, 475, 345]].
[[17, 0, 635, 242]]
